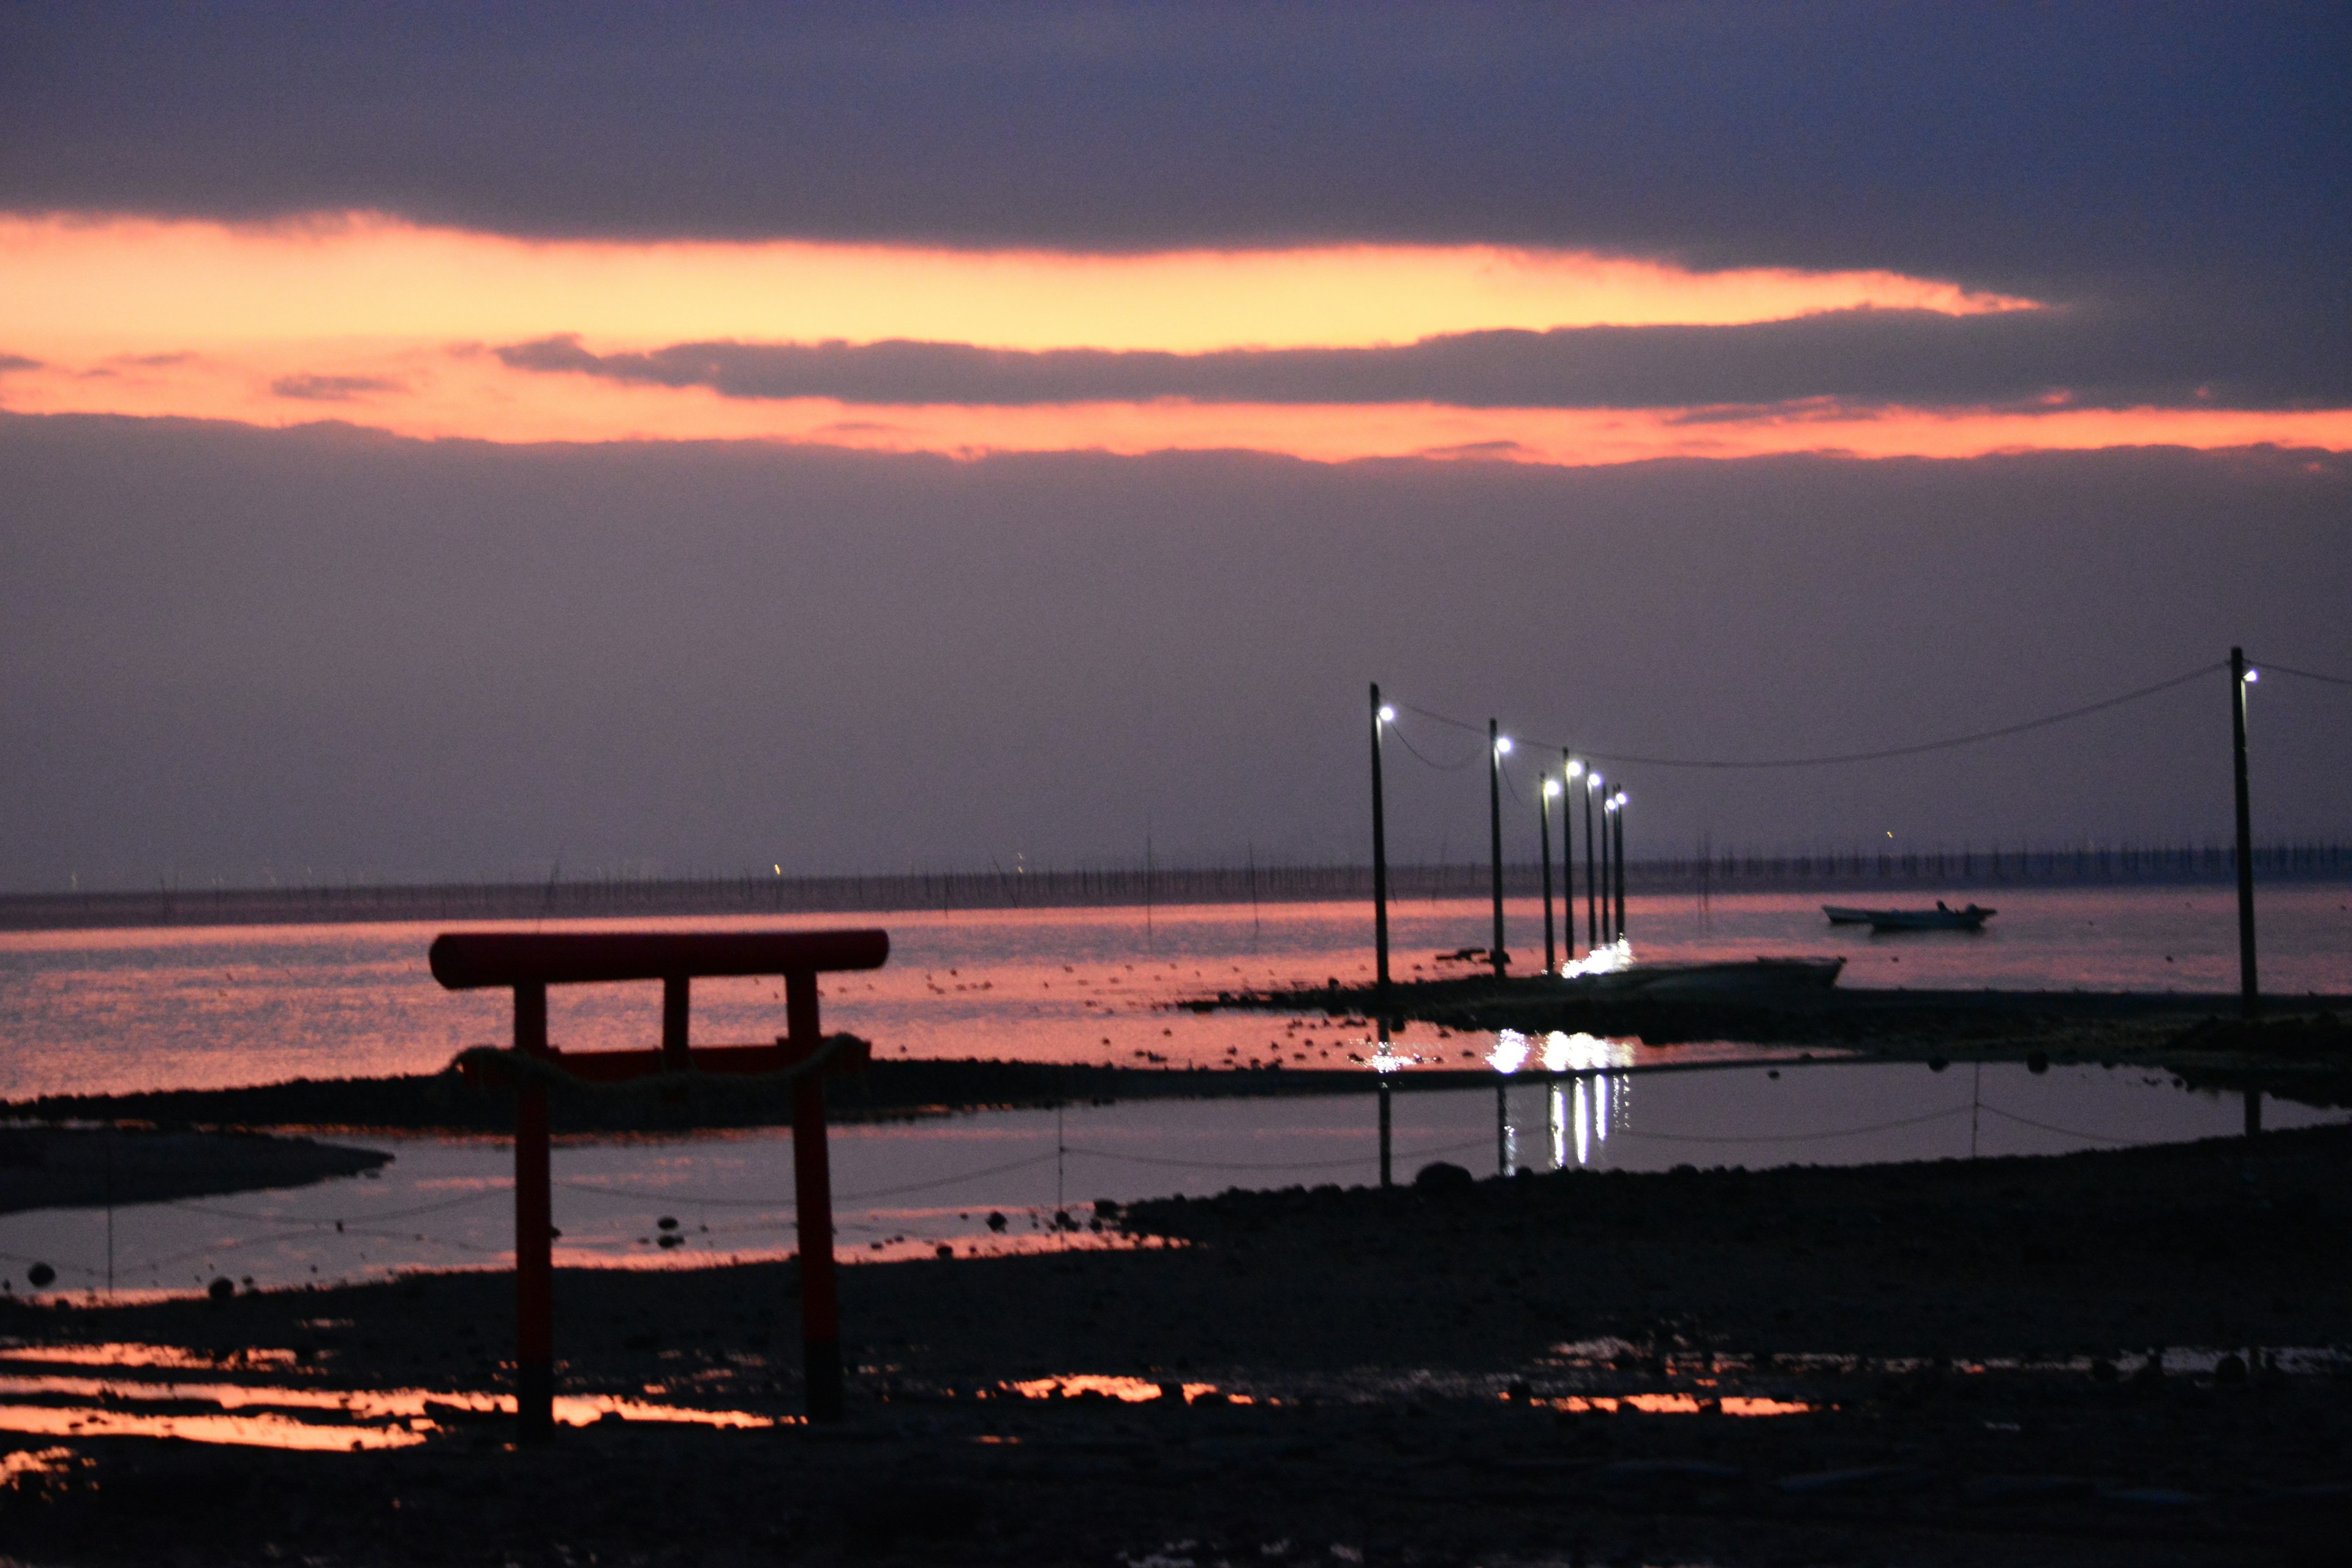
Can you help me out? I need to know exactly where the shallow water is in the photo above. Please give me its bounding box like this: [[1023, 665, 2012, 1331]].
[[2, 886, 2347, 1101], [4, 1061, 2336, 1300], [2, 887, 2346, 1300]]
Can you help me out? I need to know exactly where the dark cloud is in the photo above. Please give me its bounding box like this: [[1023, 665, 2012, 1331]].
[[2, 2, 2345, 315], [2, 410, 2345, 891], [0, 353, 39, 372], [496, 304, 2351, 411], [269, 373, 405, 402]]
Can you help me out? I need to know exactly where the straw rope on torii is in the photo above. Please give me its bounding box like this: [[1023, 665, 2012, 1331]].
[[448, 1033, 863, 1095]]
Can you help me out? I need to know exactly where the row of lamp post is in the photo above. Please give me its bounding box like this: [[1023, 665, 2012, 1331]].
[[1370, 685, 1631, 991]]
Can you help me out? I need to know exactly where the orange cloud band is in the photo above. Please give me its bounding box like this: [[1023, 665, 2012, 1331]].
[[6, 342, 2349, 466], [0, 214, 2034, 355]]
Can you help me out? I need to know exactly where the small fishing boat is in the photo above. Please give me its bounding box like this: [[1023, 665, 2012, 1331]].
[[1822, 901, 1995, 932]]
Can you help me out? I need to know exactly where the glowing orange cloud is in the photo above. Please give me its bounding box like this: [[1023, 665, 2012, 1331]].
[[3, 211, 2346, 465], [1, 213, 2032, 356], [5, 344, 2348, 467]]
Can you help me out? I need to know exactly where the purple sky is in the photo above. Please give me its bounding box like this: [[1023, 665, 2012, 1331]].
[[2, 4, 2349, 889]]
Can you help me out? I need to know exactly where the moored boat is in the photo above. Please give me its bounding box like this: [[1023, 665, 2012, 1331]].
[[1822, 901, 1995, 932]]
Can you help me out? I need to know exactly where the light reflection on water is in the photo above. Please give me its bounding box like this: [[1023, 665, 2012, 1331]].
[[0, 1345, 786, 1450], [3, 888, 2347, 1100], [4, 1062, 2340, 1301]]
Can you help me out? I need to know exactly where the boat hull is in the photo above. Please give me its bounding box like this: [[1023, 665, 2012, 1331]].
[[1822, 903, 1994, 932]]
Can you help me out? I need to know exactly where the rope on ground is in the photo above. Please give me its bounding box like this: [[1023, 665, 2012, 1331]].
[[1061, 1134, 1491, 1173], [164, 1188, 506, 1226], [1973, 1102, 2143, 1145], [1611, 1104, 1973, 1144]]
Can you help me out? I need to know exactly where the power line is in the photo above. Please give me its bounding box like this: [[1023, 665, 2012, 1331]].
[[2260, 661, 2352, 690], [1396, 661, 2225, 771]]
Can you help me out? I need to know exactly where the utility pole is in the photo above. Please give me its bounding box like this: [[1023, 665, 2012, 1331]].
[[1370, 685, 1393, 1009], [1562, 752, 1581, 963], [1585, 774, 1601, 948], [1539, 777, 1558, 974], [1488, 720, 1509, 976], [2230, 648, 2259, 1019]]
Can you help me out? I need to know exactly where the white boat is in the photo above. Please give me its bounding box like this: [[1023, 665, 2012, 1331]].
[[1822, 901, 1994, 932]]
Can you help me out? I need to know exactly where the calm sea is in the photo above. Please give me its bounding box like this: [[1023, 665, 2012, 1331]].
[[3, 886, 2346, 1295], [4, 886, 2348, 1101]]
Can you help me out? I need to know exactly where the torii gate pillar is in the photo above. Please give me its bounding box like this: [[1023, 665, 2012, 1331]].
[[433, 929, 889, 1438]]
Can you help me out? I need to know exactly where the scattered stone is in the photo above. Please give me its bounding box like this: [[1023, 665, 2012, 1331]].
[[1413, 1162, 1472, 1191]]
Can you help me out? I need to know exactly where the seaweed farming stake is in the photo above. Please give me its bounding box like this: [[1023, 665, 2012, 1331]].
[[430, 928, 889, 1437]]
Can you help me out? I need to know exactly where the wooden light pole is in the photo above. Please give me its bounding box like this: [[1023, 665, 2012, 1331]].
[[2230, 648, 2260, 1019], [1562, 753, 1583, 964], [1370, 685, 1393, 1008], [1539, 776, 1559, 974], [1488, 721, 1510, 975]]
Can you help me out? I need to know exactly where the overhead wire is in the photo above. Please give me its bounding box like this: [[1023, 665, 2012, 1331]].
[[1393, 660, 2226, 771], [2259, 660, 2352, 689]]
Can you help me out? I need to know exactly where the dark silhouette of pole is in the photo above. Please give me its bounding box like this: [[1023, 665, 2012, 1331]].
[[1539, 780, 1558, 974], [2230, 647, 2259, 1019], [1589, 780, 1608, 940], [1561, 752, 1580, 963], [1370, 685, 1392, 1008], [789, 970, 845, 1422], [1584, 774, 1600, 948], [512, 982, 554, 1442], [1488, 720, 1508, 975], [1613, 791, 1629, 943]]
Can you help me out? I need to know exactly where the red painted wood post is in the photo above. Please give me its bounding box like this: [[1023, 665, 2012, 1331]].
[[661, 976, 690, 1066], [787, 970, 844, 1422], [513, 981, 555, 1441]]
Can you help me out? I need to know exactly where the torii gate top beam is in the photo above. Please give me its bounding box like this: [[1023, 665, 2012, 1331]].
[[429, 929, 889, 989]]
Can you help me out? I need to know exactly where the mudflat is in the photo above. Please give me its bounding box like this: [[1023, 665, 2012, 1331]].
[[2, 1125, 2348, 1564], [0, 1126, 390, 1215]]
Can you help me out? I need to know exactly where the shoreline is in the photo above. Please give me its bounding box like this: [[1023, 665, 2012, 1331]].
[[3, 1125, 2348, 1564], [9, 993, 2352, 1135], [0, 1125, 390, 1216]]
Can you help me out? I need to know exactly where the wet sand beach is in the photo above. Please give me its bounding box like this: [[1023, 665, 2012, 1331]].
[[4, 1125, 2349, 1565], [0, 1126, 390, 1216]]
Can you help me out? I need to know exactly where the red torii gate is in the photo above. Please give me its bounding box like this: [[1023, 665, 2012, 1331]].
[[429, 929, 889, 1438]]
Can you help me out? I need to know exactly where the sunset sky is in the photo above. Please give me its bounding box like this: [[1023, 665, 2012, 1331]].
[[4, 4, 2349, 888]]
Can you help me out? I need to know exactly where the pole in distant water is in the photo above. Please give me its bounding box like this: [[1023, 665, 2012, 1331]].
[[1488, 720, 1510, 976], [1613, 790, 1629, 943], [1539, 777, 1560, 974], [1589, 780, 1608, 949], [1370, 686, 1393, 1008], [1562, 755, 1583, 963], [2230, 647, 2260, 1020]]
